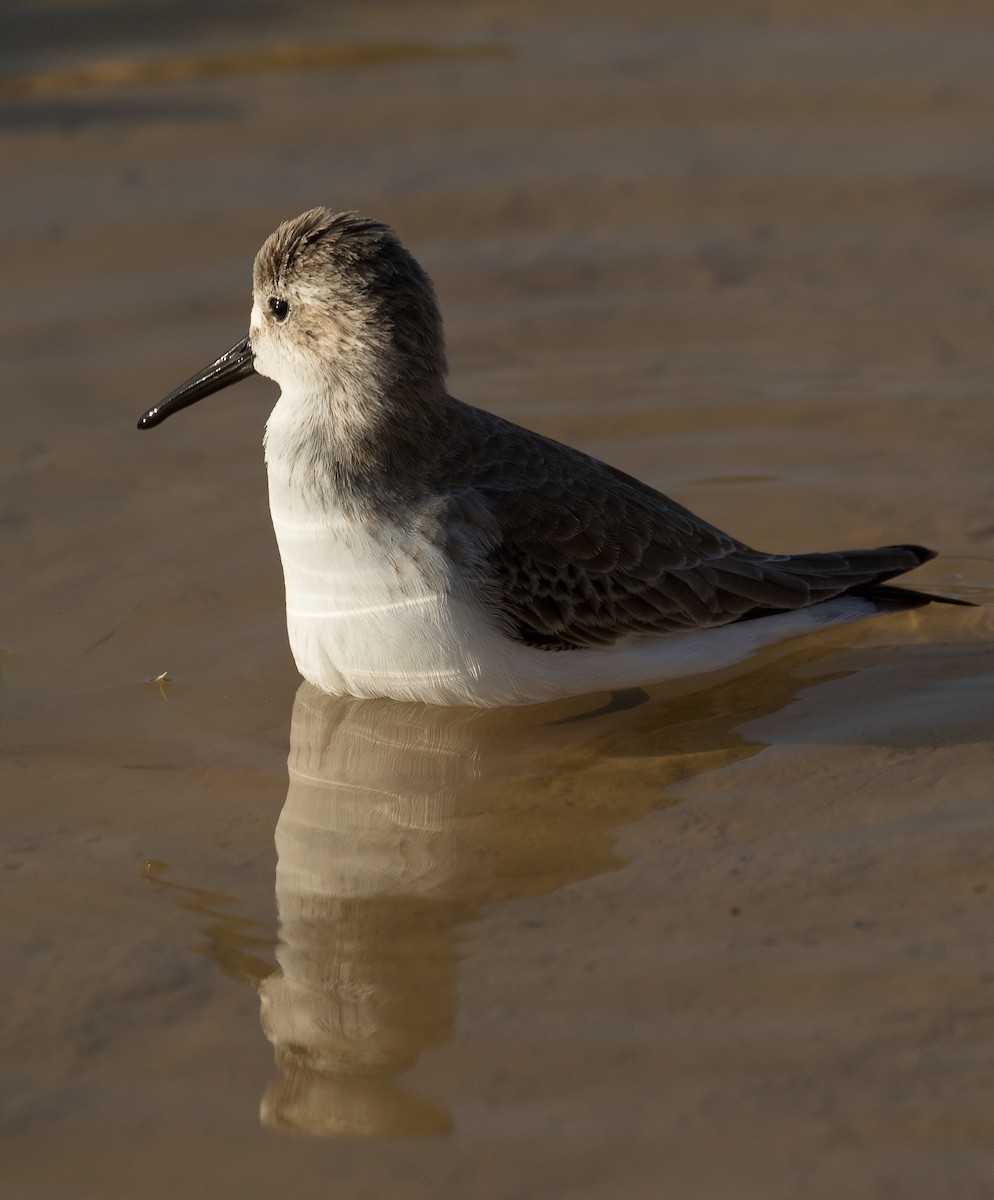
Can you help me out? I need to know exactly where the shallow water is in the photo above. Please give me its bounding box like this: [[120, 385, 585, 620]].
[[4, 2, 994, 1197]]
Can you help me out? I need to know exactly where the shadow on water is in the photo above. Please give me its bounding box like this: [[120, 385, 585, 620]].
[[145, 637, 859, 1139]]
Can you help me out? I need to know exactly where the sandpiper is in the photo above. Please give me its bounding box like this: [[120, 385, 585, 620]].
[[138, 208, 964, 706]]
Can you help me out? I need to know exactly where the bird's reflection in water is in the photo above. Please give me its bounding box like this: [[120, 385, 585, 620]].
[[258, 690, 471, 1137], [254, 642, 846, 1138]]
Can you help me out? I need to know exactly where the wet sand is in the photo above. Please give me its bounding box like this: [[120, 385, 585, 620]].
[[3, 2, 994, 1197]]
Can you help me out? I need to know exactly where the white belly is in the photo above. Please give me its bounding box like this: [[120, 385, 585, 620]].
[[268, 490, 876, 707], [269, 497, 488, 705]]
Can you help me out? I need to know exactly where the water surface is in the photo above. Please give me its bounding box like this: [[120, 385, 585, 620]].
[[3, 2, 994, 1197]]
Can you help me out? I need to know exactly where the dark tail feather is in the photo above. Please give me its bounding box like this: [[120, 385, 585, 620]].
[[734, 542, 973, 623], [781, 542, 934, 584], [850, 582, 975, 608], [830, 543, 973, 609]]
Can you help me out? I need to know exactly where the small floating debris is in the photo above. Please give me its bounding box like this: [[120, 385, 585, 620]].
[[146, 670, 173, 700]]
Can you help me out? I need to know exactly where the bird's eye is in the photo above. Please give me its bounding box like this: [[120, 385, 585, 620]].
[[268, 297, 289, 321]]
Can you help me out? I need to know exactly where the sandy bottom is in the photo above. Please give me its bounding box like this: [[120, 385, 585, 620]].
[[3, 2, 994, 1197]]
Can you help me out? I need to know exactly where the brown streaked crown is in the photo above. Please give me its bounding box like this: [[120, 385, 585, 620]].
[[254, 208, 448, 394]]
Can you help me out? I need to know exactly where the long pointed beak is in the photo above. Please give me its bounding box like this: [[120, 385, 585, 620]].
[[137, 335, 255, 429]]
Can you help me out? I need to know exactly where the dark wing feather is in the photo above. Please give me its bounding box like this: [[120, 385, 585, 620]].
[[437, 403, 937, 650]]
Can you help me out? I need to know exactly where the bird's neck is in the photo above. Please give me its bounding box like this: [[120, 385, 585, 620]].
[[263, 374, 448, 513]]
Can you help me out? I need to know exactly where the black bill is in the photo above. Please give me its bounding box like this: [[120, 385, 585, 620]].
[[137, 335, 255, 429]]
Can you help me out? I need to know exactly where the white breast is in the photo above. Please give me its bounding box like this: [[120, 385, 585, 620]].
[[264, 389, 505, 705], [268, 501, 487, 704]]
